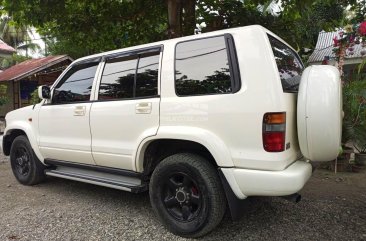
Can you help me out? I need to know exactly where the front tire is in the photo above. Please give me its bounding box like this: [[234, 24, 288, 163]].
[[10, 135, 46, 185], [149, 153, 226, 238]]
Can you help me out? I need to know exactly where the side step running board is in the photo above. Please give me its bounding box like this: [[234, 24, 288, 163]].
[[45, 166, 147, 193]]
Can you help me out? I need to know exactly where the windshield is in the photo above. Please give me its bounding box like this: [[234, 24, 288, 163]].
[[268, 34, 304, 93]]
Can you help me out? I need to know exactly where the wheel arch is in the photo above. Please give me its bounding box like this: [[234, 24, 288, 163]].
[[3, 129, 27, 155], [3, 125, 44, 162], [141, 139, 218, 177], [135, 126, 234, 174]]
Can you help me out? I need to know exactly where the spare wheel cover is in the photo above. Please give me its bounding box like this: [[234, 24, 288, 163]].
[[297, 65, 342, 162]]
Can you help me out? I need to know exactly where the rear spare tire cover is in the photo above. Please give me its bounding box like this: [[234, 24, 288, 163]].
[[297, 65, 342, 162]]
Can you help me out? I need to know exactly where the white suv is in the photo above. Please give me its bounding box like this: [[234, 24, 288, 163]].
[[2, 25, 342, 238]]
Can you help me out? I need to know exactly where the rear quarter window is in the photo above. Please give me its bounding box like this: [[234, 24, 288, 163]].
[[174, 34, 240, 96], [268, 35, 304, 93]]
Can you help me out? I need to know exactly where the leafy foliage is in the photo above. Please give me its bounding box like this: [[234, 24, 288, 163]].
[[0, 53, 30, 69], [2, 0, 167, 58], [30, 87, 40, 105], [1, 0, 363, 60], [196, 0, 346, 53], [343, 80, 366, 153], [0, 15, 40, 56], [0, 84, 8, 106]]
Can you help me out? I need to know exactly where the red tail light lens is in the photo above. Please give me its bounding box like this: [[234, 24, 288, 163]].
[[263, 132, 285, 152], [263, 112, 286, 152]]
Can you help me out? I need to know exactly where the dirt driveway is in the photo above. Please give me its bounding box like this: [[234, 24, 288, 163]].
[[0, 155, 365, 241]]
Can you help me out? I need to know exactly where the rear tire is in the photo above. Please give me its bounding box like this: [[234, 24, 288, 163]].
[[149, 153, 226, 238], [10, 135, 46, 185]]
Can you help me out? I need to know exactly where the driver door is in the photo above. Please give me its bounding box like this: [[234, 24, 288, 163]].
[[38, 61, 100, 165]]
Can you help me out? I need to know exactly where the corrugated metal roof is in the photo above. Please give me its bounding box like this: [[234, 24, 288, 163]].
[[308, 30, 366, 63], [0, 40, 15, 53], [0, 55, 72, 82]]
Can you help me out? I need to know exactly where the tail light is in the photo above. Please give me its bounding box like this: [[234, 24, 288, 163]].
[[263, 112, 286, 152]]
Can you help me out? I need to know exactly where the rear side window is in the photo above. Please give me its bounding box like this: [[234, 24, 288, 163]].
[[175, 36, 235, 96], [136, 53, 160, 97], [99, 56, 137, 99], [98, 51, 160, 100], [268, 35, 304, 92]]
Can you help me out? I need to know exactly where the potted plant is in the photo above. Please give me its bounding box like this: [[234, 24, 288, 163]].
[[343, 79, 366, 166]]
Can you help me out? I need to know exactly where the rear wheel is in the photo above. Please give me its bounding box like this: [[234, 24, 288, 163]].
[[149, 153, 226, 238], [10, 135, 46, 185]]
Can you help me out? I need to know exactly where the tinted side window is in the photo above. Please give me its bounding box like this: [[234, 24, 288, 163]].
[[99, 56, 137, 100], [175, 36, 232, 96], [98, 51, 160, 100], [53, 62, 98, 104], [268, 35, 304, 92], [136, 53, 159, 97]]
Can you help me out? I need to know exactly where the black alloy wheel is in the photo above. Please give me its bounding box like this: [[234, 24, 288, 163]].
[[162, 172, 202, 222], [13, 146, 31, 177], [149, 153, 226, 238], [10, 135, 46, 185]]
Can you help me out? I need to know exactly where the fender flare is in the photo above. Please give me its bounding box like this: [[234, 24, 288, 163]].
[[134, 126, 234, 172], [4, 122, 44, 163]]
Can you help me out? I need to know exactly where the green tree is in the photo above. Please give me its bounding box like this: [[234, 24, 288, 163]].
[[2, 0, 168, 58], [0, 53, 30, 70], [0, 15, 40, 70], [0, 15, 40, 55], [195, 0, 348, 52], [1, 0, 360, 59]]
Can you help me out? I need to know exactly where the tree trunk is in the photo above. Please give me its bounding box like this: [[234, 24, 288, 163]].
[[167, 0, 182, 38], [338, 45, 345, 83], [182, 0, 195, 36]]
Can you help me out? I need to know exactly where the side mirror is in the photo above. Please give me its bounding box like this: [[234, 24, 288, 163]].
[[38, 85, 51, 100]]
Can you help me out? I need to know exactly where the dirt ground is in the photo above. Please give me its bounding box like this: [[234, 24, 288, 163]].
[[0, 155, 365, 241]]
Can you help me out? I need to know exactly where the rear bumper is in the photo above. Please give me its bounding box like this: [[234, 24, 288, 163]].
[[221, 160, 312, 199]]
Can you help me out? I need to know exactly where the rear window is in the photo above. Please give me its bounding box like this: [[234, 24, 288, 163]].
[[268, 35, 304, 93]]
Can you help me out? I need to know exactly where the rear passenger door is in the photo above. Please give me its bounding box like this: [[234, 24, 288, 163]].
[[90, 47, 162, 170]]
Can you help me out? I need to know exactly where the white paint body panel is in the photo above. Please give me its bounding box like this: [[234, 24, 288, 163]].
[[222, 160, 312, 197], [90, 98, 160, 170], [156, 28, 302, 171], [38, 103, 95, 165], [4, 105, 44, 161]]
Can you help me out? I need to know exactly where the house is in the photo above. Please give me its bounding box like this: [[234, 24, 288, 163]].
[[0, 40, 16, 58], [0, 55, 73, 117], [308, 30, 366, 81]]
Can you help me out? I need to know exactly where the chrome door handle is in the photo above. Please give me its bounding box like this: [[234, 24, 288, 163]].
[[135, 102, 152, 114], [74, 106, 86, 116]]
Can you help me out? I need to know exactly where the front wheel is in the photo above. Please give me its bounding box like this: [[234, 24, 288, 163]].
[[149, 153, 226, 238], [10, 135, 46, 185]]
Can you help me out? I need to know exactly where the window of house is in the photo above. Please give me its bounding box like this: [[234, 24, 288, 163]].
[[53, 62, 98, 104], [175, 36, 232, 96]]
